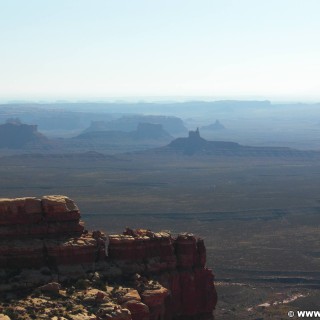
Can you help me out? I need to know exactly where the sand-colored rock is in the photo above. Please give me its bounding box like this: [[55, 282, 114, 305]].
[[96, 303, 131, 320], [141, 287, 169, 307], [118, 289, 141, 304], [41, 195, 79, 212], [84, 289, 108, 304], [121, 300, 149, 320], [41, 195, 80, 221]]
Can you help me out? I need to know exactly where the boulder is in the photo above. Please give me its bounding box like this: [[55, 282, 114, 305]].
[[39, 282, 61, 294], [141, 287, 169, 307], [96, 303, 131, 320], [118, 290, 141, 304], [121, 301, 149, 320], [84, 289, 108, 304]]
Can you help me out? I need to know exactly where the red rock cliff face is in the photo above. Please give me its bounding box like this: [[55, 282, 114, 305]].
[[0, 196, 105, 269], [108, 229, 217, 320], [0, 196, 217, 320]]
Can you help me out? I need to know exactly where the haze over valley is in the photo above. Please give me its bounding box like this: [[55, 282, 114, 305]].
[[1, 100, 320, 154], [1, 100, 320, 318], [1, 0, 320, 318]]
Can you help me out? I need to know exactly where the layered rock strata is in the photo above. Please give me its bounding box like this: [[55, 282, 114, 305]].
[[109, 228, 217, 320], [0, 196, 105, 269], [0, 196, 217, 320]]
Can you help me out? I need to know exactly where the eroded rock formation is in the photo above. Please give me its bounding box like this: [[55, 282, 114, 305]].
[[108, 229, 217, 319], [0, 196, 217, 320], [0, 196, 104, 270], [0, 121, 48, 149]]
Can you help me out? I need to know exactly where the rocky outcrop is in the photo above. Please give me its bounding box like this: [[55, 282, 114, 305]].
[[165, 128, 306, 157], [0, 196, 217, 320], [168, 128, 240, 155], [109, 229, 217, 320], [0, 195, 105, 269]]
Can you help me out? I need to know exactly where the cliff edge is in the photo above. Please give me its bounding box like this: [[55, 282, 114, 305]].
[[0, 195, 217, 320]]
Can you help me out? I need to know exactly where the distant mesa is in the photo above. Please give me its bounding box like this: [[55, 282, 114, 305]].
[[76, 122, 173, 142], [168, 128, 239, 155], [201, 120, 225, 131], [84, 115, 188, 136], [157, 128, 315, 158], [0, 119, 48, 149], [133, 123, 173, 140]]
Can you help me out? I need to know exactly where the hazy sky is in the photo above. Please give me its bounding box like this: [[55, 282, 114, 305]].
[[0, 0, 319, 101]]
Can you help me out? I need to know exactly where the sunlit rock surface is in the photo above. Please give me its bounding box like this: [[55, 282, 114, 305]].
[[0, 196, 217, 319]]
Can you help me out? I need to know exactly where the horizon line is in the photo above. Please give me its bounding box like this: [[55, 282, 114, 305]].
[[1, 96, 320, 105]]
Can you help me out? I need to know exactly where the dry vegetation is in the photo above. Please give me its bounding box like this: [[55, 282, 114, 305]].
[[1, 151, 320, 318]]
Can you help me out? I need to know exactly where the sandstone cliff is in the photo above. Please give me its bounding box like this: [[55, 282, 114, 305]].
[[0, 195, 217, 320]]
